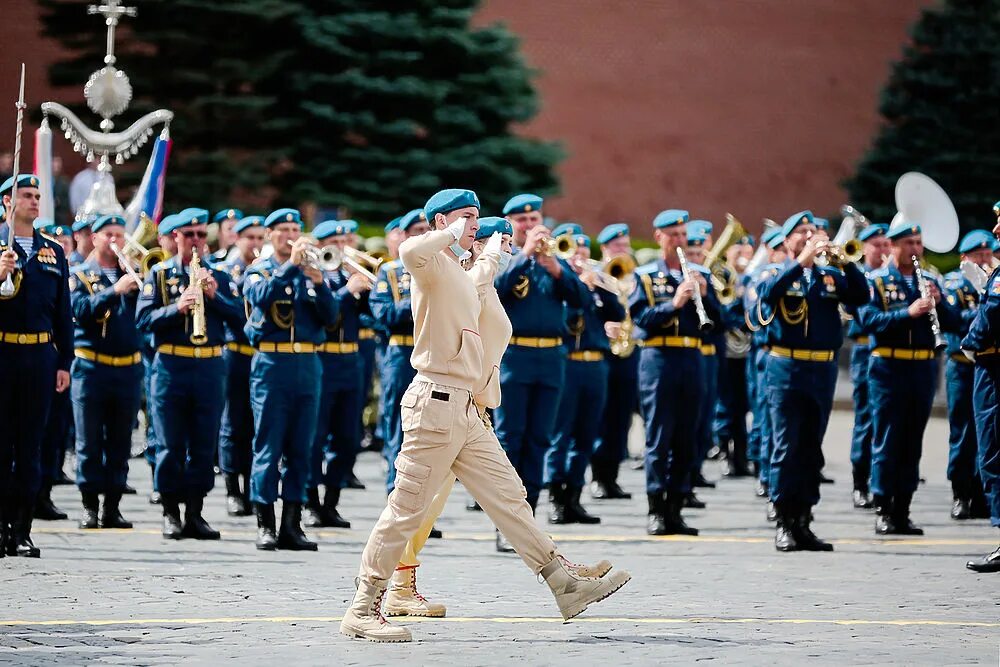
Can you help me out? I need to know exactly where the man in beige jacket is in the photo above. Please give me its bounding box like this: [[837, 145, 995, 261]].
[[341, 190, 630, 643]]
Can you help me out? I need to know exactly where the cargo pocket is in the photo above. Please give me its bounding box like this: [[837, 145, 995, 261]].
[[446, 328, 484, 380], [390, 454, 432, 513], [400, 387, 455, 444]]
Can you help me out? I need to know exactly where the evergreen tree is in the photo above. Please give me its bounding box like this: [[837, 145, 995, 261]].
[[845, 0, 1000, 240]]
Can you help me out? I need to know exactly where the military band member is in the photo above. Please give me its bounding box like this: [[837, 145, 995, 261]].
[[136, 207, 244, 541], [495, 195, 588, 552], [757, 211, 868, 551], [211, 208, 243, 264], [630, 209, 720, 536], [0, 174, 73, 558], [69, 214, 143, 529], [858, 223, 960, 536], [341, 189, 628, 643], [590, 223, 637, 500], [544, 234, 624, 525], [70, 218, 93, 265], [243, 208, 339, 551], [303, 220, 372, 529], [961, 202, 1000, 573], [944, 230, 996, 520], [844, 224, 891, 510], [371, 209, 427, 493], [350, 219, 379, 490], [218, 215, 265, 517]]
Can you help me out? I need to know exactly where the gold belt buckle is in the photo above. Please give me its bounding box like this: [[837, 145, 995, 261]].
[[292, 342, 302, 353], [17, 334, 27, 344]]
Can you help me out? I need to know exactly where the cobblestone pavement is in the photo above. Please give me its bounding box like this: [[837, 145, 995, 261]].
[[2, 412, 998, 665]]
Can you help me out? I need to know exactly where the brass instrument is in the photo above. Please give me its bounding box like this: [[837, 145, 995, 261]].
[[121, 218, 170, 276], [601, 255, 638, 358], [578, 258, 624, 293], [912, 255, 946, 352], [344, 246, 385, 276], [537, 231, 577, 259], [817, 205, 868, 267], [188, 248, 208, 345], [702, 214, 747, 305], [294, 241, 379, 282], [109, 241, 144, 289], [677, 247, 713, 331]]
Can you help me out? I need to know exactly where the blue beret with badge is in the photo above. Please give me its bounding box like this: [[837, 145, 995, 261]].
[[475, 216, 514, 240], [959, 229, 996, 254], [176, 208, 209, 227], [857, 223, 888, 242], [72, 219, 92, 232], [552, 222, 583, 238], [265, 208, 303, 228], [887, 222, 921, 241], [399, 208, 427, 232], [813, 217, 830, 231], [736, 234, 755, 246], [0, 173, 40, 196], [424, 189, 480, 222], [314, 219, 358, 240], [92, 214, 127, 232], [213, 208, 243, 223], [763, 227, 786, 249], [653, 209, 690, 229], [597, 223, 629, 245], [688, 219, 714, 236], [34, 218, 70, 237], [234, 215, 264, 234], [687, 230, 708, 247], [781, 210, 814, 236], [158, 214, 187, 235], [575, 234, 591, 248], [384, 216, 402, 233], [502, 193, 543, 216]]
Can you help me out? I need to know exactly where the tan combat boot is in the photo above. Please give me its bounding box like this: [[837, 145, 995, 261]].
[[541, 555, 631, 621], [559, 554, 613, 579], [340, 578, 412, 642], [384, 565, 447, 617]]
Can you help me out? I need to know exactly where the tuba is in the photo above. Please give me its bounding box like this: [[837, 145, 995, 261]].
[[891, 172, 960, 253]]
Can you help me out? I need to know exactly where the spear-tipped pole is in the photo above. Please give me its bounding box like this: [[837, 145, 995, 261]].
[[1, 64, 26, 297]]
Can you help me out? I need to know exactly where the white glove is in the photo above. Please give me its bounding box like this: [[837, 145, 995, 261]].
[[446, 216, 468, 242], [483, 231, 502, 256]]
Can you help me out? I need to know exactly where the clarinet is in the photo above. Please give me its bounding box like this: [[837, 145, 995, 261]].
[[677, 247, 713, 332], [911, 255, 946, 351]]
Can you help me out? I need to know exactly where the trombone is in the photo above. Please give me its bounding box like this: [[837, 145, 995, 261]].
[[293, 241, 380, 282]]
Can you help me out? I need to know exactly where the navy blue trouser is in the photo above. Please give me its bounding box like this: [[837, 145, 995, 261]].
[[0, 345, 56, 503], [973, 360, 1000, 526], [869, 356, 937, 499], [694, 351, 719, 470], [142, 344, 159, 478], [495, 346, 565, 507], [544, 358, 609, 488], [219, 349, 254, 477], [249, 351, 320, 504], [714, 354, 749, 461], [41, 388, 72, 484], [849, 342, 873, 487], [381, 344, 416, 493], [72, 358, 143, 494], [766, 355, 837, 508], [591, 350, 639, 484], [754, 348, 774, 485], [358, 336, 377, 437], [151, 354, 225, 497], [639, 346, 703, 496], [312, 352, 363, 490], [746, 349, 760, 465], [946, 358, 981, 498]]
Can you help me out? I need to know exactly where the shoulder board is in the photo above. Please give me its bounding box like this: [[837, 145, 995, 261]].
[[635, 262, 659, 275], [384, 259, 401, 269], [691, 262, 712, 276], [40, 232, 57, 243]]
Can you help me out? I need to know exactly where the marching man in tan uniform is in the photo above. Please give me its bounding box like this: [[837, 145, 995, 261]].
[[341, 189, 630, 643]]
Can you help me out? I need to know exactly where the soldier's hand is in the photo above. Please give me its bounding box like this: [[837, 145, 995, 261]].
[[347, 272, 372, 296], [797, 237, 825, 267], [524, 225, 549, 258], [55, 370, 70, 394], [303, 266, 323, 284], [605, 321, 623, 339], [692, 272, 708, 296], [176, 287, 198, 314], [908, 296, 934, 317], [579, 269, 599, 291], [113, 274, 138, 295], [673, 280, 695, 308], [0, 249, 17, 280], [200, 270, 218, 299], [289, 238, 312, 267], [927, 282, 942, 304]]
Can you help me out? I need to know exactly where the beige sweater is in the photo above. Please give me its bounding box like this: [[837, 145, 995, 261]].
[[469, 252, 512, 408], [400, 230, 488, 392]]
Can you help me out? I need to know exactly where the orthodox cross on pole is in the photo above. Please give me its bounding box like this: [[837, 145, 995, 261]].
[[87, 0, 137, 66]]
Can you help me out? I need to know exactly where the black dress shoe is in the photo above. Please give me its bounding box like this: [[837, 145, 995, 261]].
[[277, 503, 317, 551], [774, 516, 799, 552], [970, 495, 991, 519], [321, 488, 351, 529], [148, 491, 162, 506], [875, 513, 895, 535], [683, 492, 706, 509], [161, 497, 183, 539], [724, 462, 753, 478], [951, 498, 971, 520], [564, 486, 601, 524], [891, 516, 924, 535], [12, 504, 41, 558], [495, 529, 514, 553], [100, 492, 132, 529], [853, 489, 873, 510], [547, 485, 569, 525], [255, 503, 278, 551], [794, 511, 833, 551], [122, 484, 138, 495], [818, 472, 835, 485], [755, 480, 769, 499], [590, 479, 632, 500], [181, 497, 221, 540], [691, 472, 716, 489], [79, 492, 100, 530], [466, 498, 483, 511], [429, 526, 443, 539], [646, 493, 668, 536], [663, 494, 698, 536], [966, 545, 1000, 573], [224, 473, 251, 517], [766, 501, 777, 522], [302, 489, 324, 528], [345, 474, 366, 490], [35, 490, 68, 521]]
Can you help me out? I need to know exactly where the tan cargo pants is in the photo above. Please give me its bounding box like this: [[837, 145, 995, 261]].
[[361, 379, 556, 584]]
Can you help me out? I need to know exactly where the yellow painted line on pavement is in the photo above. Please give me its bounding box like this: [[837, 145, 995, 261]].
[[31, 527, 999, 547], [1, 616, 997, 628]]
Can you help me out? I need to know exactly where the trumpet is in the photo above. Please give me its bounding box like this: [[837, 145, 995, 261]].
[[293, 241, 379, 282], [677, 247, 713, 332], [109, 241, 144, 290], [816, 205, 868, 267], [536, 231, 577, 259], [188, 248, 208, 345]]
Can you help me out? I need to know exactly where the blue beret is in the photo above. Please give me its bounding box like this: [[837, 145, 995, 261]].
[[887, 222, 921, 241], [234, 215, 264, 234], [959, 230, 996, 254], [72, 219, 92, 232], [597, 223, 629, 245], [857, 223, 888, 242], [314, 219, 358, 240], [424, 189, 480, 222], [688, 220, 714, 236], [399, 208, 427, 232], [687, 230, 708, 247], [502, 193, 543, 216], [781, 210, 814, 236], [813, 217, 830, 230], [552, 222, 583, 238], [475, 216, 514, 240], [0, 174, 40, 196], [575, 234, 591, 248], [176, 208, 209, 227], [33, 218, 52, 231], [653, 209, 690, 229], [763, 227, 786, 249], [213, 208, 243, 223], [736, 234, 755, 246], [92, 214, 126, 232], [158, 213, 186, 235], [993, 201, 1000, 216], [384, 216, 402, 233], [265, 208, 303, 228]]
